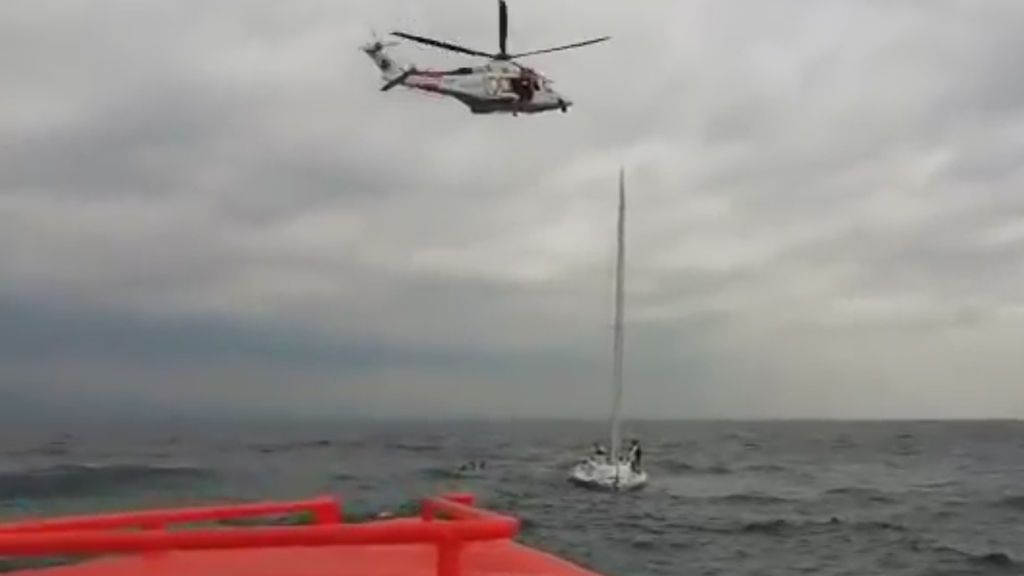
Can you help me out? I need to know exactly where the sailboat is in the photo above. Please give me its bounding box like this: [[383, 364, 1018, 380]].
[[568, 168, 648, 492]]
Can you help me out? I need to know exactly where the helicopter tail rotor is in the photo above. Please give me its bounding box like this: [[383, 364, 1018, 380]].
[[362, 34, 410, 88], [365, 28, 398, 51]]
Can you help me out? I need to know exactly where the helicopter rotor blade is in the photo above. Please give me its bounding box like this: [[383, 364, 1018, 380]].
[[391, 31, 494, 59], [498, 0, 508, 57], [508, 36, 610, 59]]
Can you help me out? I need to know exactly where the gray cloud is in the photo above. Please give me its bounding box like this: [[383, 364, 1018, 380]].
[[1, 0, 1023, 420]]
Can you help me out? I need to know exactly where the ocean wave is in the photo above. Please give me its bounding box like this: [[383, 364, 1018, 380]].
[[422, 467, 465, 479], [0, 463, 214, 500], [660, 461, 733, 475], [711, 493, 794, 505], [690, 516, 907, 537], [831, 435, 856, 448], [627, 536, 658, 551], [995, 495, 1024, 510], [29, 442, 72, 457], [822, 486, 897, 504], [250, 440, 334, 454], [4, 439, 75, 458], [389, 442, 441, 453], [914, 479, 958, 489], [739, 518, 789, 534], [972, 552, 1016, 567], [926, 542, 1018, 569], [740, 463, 788, 473]]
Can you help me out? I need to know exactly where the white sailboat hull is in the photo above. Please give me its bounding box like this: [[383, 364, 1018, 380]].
[[568, 458, 648, 491]]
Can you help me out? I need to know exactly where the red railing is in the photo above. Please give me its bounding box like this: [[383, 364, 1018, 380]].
[[0, 493, 519, 576], [0, 496, 341, 533]]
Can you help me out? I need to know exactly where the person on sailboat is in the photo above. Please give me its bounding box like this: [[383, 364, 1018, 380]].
[[627, 440, 642, 472], [593, 443, 607, 458]]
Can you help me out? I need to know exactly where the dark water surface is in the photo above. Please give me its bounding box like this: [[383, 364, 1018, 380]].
[[2, 420, 1023, 575]]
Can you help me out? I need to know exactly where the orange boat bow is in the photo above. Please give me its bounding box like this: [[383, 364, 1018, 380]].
[[0, 493, 603, 576]]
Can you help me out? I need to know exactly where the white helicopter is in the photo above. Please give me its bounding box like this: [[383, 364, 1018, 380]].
[[361, 0, 609, 115]]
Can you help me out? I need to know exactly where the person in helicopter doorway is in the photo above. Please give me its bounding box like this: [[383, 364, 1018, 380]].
[[510, 74, 535, 103], [627, 439, 642, 472]]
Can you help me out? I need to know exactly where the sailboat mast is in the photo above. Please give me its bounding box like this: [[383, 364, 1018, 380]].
[[609, 168, 626, 467]]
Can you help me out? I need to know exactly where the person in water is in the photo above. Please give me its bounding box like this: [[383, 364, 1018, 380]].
[[457, 460, 486, 472], [628, 440, 642, 472]]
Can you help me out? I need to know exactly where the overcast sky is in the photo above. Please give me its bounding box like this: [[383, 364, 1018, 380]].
[[1, 0, 1022, 420]]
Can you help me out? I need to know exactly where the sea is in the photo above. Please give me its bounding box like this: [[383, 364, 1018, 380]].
[[1, 419, 1023, 575]]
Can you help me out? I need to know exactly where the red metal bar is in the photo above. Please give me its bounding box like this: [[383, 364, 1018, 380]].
[[444, 493, 475, 506], [0, 492, 518, 576], [436, 533, 462, 576], [315, 500, 342, 525], [424, 496, 509, 522], [0, 510, 518, 557], [0, 497, 340, 534], [429, 499, 479, 576]]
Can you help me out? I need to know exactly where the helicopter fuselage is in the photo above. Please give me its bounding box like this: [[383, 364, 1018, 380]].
[[363, 42, 571, 115], [407, 62, 571, 114]]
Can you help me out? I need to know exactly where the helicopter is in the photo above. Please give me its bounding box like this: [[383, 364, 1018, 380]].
[[361, 0, 609, 115]]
